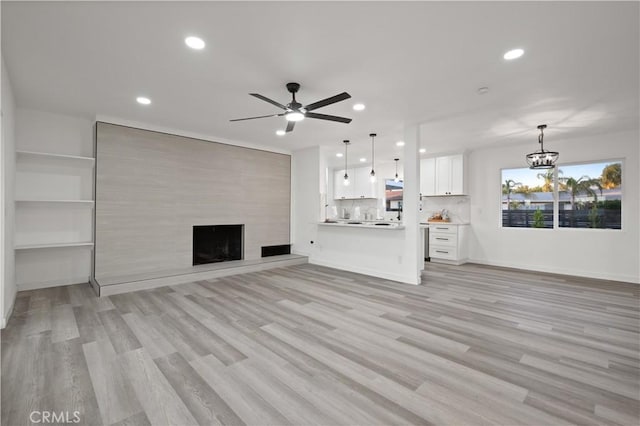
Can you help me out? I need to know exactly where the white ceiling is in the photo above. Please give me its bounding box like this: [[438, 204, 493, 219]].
[[2, 1, 638, 167]]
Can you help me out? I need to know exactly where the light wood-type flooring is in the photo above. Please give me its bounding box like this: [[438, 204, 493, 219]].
[[2, 263, 639, 425]]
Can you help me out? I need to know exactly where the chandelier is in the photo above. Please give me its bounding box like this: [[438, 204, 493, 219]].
[[526, 124, 558, 169]]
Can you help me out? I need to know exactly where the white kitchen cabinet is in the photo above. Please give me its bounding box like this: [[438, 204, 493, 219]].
[[422, 154, 465, 196], [420, 157, 436, 196], [333, 166, 377, 199], [428, 223, 468, 265], [353, 167, 377, 198], [334, 168, 353, 199]]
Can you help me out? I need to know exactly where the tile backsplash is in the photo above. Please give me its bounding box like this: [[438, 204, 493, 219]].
[[328, 195, 471, 223], [330, 198, 404, 221], [421, 196, 470, 223]]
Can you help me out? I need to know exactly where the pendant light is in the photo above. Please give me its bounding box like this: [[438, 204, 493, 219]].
[[393, 158, 400, 182], [369, 133, 377, 183], [526, 124, 559, 169], [342, 140, 350, 186]]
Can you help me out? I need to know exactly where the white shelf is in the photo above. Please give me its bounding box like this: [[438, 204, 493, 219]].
[[17, 150, 95, 163], [16, 199, 95, 205], [15, 242, 94, 250]]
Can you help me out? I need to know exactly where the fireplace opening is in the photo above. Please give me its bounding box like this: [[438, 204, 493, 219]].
[[193, 225, 244, 265]]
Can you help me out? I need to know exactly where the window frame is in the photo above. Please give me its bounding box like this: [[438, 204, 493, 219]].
[[499, 158, 624, 231]]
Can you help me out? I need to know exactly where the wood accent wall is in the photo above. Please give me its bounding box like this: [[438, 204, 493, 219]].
[[94, 122, 291, 280]]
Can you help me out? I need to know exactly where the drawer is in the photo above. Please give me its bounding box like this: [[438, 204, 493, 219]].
[[429, 246, 458, 260], [429, 224, 458, 235], [429, 233, 457, 247]]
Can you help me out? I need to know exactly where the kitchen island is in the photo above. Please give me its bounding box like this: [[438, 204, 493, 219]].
[[311, 220, 419, 284]]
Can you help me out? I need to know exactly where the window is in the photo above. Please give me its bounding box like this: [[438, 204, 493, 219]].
[[502, 167, 554, 228], [501, 160, 622, 230], [559, 161, 621, 229], [385, 179, 403, 212]]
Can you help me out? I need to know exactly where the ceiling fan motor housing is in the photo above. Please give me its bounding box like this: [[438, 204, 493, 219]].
[[286, 82, 301, 94]]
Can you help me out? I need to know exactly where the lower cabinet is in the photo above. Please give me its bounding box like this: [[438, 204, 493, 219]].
[[428, 223, 468, 265]]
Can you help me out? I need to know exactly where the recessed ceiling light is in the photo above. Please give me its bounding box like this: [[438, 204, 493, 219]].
[[359, 157, 367, 162], [419, 148, 426, 153], [353, 103, 366, 111], [275, 130, 286, 136], [185, 36, 205, 50], [396, 141, 405, 147], [336, 153, 343, 158], [503, 48, 524, 60], [136, 96, 151, 105]]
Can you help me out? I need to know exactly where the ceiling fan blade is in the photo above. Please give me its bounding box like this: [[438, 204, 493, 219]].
[[286, 121, 295, 133], [250, 93, 287, 110], [229, 113, 283, 122], [303, 92, 351, 111], [305, 112, 352, 123]]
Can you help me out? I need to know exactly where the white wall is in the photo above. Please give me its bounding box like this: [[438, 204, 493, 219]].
[[291, 146, 323, 256], [468, 129, 639, 283], [16, 108, 94, 156], [1, 56, 17, 328]]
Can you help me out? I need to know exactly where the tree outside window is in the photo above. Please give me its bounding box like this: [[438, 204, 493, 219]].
[[501, 160, 622, 230], [558, 161, 621, 229]]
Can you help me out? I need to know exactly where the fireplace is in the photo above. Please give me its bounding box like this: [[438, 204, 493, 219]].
[[193, 225, 244, 265]]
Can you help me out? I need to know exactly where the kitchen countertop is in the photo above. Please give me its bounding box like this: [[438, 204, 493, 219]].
[[420, 222, 470, 227], [318, 221, 405, 230]]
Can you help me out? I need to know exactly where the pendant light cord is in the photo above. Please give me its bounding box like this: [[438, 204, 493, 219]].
[[369, 133, 377, 177]]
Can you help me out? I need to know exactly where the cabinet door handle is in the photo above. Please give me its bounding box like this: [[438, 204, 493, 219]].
[[436, 227, 449, 230], [436, 237, 448, 240], [436, 250, 449, 254]]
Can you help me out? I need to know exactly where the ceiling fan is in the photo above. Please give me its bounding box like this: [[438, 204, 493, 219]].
[[230, 82, 352, 133]]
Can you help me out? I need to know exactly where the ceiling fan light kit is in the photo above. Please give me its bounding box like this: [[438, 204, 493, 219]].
[[231, 82, 353, 133], [526, 124, 559, 169]]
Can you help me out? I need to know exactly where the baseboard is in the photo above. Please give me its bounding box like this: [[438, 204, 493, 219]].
[[309, 258, 420, 285], [97, 255, 308, 297], [17, 276, 90, 291], [1, 297, 16, 329], [468, 258, 640, 284]]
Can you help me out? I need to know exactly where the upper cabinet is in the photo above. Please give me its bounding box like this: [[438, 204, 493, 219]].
[[333, 166, 378, 200], [421, 154, 465, 196], [334, 168, 351, 199]]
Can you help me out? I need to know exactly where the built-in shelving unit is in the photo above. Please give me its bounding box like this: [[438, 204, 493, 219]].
[[15, 146, 95, 290], [15, 242, 94, 250], [17, 150, 96, 163], [16, 199, 95, 205]]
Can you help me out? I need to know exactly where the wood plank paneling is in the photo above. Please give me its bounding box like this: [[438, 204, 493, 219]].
[[94, 122, 291, 280]]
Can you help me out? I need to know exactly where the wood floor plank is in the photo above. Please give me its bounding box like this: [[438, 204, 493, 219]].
[[191, 355, 292, 426], [97, 309, 143, 354], [51, 304, 80, 343], [119, 348, 198, 426], [50, 338, 103, 425], [82, 339, 143, 425], [154, 352, 245, 426]]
